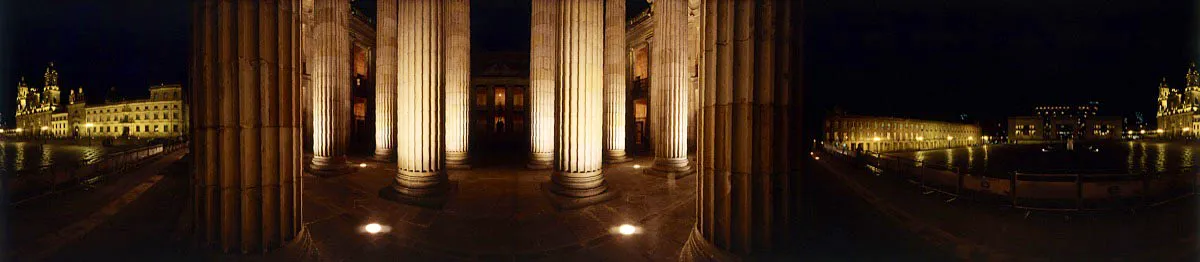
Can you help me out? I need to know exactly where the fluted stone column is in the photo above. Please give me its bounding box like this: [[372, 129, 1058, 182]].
[[545, 0, 616, 209], [603, 0, 631, 164], [445, 0, 472, 169], [386, 0, 452, 208], [309, 0, 352, 175], [191, 0, 303, 253], [681, 0, 799, 260], [373, 0, 398, 161], [646, 0, 695, 179], [527, 0, 556, 170]]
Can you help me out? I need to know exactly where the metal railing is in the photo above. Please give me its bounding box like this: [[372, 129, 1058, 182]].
[[8, 142, 189, 205], [821, 143, 1199, 212]]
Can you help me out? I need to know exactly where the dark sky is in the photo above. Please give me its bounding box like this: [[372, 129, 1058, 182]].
[[1, 0, 1194, 128], [805, 0, 1196, 126]]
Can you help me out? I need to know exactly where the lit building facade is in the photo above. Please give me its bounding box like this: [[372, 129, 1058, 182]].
[[13, 63, 188, 139], [1156, 64, 1200, 138], [824, 114, 983, 152], [471, 52, 529, 147], [1009, 103, 1123, 143]]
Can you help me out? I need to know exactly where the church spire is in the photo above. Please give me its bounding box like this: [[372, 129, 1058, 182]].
[[1187, 62, 1199, 88]]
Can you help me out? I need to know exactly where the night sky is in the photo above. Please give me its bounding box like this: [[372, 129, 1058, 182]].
[[1, 1, 1195, 130]]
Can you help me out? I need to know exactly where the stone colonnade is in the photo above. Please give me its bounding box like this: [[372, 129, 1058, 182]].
[[190, 0, 304, 253], [444, 0, 472, 169], [824, 115, 983, 153], [191, 0, 801, 259], [309, 0, 352, 175], [387, 0, 452, 207], [373, 0, 397, 161], [602, 0, 631, 164], [544, 0, 616, 209], [681, 0, 800, 259], [646, 0, 695, 179], [527, 0, 557, 169]]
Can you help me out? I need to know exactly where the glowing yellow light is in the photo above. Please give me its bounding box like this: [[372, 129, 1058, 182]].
[[916, 136, 924, 141], [40, 126, 48, 131], [15, 128, 22, 133], [617, 224, 637, 235], [632, 164, 641, 169], [813, 156, 820, 160], [1140, 130, 1146, 134], [872, 137, 881, 141], [967, 137, 975, 140], [1184, 128, 1191, 132], [359, 163, 367, 168], [364, 223, 383, 234], [85, 123, 94, 128], [1156, 129, 1164, 133], [947, 136, 953, 141]]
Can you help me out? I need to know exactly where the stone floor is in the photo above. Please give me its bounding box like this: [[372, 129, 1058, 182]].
[[288, 154, 697, 261], [13, 149, 963, 261]]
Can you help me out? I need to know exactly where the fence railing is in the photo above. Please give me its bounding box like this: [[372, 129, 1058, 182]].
[[8, 142, 189, 205], [821, 143, 1198, 212]]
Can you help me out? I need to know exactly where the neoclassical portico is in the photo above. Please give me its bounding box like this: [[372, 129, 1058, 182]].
[[190, 0, 798, 259]]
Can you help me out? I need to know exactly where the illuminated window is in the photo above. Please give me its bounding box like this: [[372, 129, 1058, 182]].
[[494, 87, 507, 108], [476, 90, 488, 107]]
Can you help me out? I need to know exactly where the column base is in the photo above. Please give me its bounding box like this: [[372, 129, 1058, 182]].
[[680, 227, 738, 262], [644, 159, 695, 180], [445, 151, 471, 169], [527, 154, 553, 170], [603, 151, 633, 164], [372, 152, 396, 162], [307, 156, 354, 177], [381, 180, 456, 209], [372, 149, 396, 162], [541, 181, 617, 210]]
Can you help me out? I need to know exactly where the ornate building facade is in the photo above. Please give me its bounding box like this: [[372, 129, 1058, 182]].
[[14, 63, 188, 139], [824, 114, 983, 152], [1008, 103, 1122, 143], [1157, 64, 1200, 138]]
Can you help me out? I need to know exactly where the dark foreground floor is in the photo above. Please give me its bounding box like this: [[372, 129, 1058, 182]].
[[17, 149, 956, 261]]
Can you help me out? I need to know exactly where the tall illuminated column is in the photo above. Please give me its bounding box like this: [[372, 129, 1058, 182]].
[[309, 0, 352, 175], [373, 0, 397, 161], [190, 0, 303, 253], [645, 0, 695, 179], [545, 0, 615, 209], [527, 0, 556, 170], [445, 0, 472, 169], [682, 0, 799, 260], [387, 0, 451, 207], [602, 0, 631, 164]]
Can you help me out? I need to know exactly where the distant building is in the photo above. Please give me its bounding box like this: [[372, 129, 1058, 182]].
[[13, 63, 188, 139], [1156, 64, 1200, 138], [1008, 103, 1122, 143], [824, 114, 983, 153], [471, 52, 529, 146]]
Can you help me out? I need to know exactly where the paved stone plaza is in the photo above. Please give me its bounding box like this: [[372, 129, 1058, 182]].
[[286, 154, 696, 261]]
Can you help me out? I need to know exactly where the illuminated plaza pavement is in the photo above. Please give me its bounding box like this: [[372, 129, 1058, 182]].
[[290, 154, 696, 260]]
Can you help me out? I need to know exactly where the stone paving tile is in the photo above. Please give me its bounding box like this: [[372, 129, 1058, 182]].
[[297, 154, 697, 260]]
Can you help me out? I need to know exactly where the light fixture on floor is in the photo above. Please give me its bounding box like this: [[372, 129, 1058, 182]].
[[360, 222, 388, 234], [614, 224, 639, 236]]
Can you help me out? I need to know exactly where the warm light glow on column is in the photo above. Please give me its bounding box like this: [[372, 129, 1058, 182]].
[[373, 0, 398, 160], [310, 0, 352, 174], [527, 0, 556, 169], [646, 0, 694, 177], [683, 0, 796, 259], [444, 0, 471, 168], [546, 0, 613, 208], [190, 0, 303, 252], [602, 0, 630, 163], [390, 0, 449, 205]]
